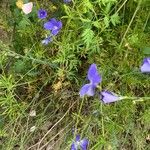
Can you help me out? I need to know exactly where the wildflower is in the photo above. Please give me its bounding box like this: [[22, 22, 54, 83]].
[[100, 91, 122, 104], [71, 135, 89, 150], [64, 0, 72, 3], [44, 18, 62, 35], [140, 58, 150, 73], [38, 9, 47, 19], [29, 110, 36, 117], [79, 64, 101, 97], [16, 0, 23, 9], [41, 36, 52, 45], [22, 2, 33, 14], [16, 0, 33, 14]]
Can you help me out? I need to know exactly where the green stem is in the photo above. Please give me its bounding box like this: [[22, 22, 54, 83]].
[[120, 96, 150, 103], [119, 0, 142, 47], [74, 97, 85, 136], [100, 103, 105, 137]]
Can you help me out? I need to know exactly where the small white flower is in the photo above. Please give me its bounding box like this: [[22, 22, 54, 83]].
[[29, 110, 36, 117]]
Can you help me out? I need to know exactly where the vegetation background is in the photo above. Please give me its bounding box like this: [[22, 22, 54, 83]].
[[0, 0, 150, 149]]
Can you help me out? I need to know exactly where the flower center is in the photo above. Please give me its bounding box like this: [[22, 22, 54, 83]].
[[41, 12, 45, 16], [53, 26, 58, 30], [76, 141, 81, 149]]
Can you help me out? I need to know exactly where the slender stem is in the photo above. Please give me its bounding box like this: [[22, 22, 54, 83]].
[[119, 0, 142, 47], [143, 11, 150, 31], [100, 103, 105, 137], [116, 0, 128, 14], [74, 98, 85, 136], [123, 96, 150, 100], [119, 96, 150, 104]]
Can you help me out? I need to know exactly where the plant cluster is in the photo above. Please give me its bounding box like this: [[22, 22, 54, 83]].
[[0, 0, 150, 149]]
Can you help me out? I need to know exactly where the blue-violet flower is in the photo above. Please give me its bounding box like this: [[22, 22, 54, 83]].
[[44, 18, 62, 35], [79, 64, 101, 97], [140, 58, 150, 73], [38, 9, 47, 19], [64, 0, 72, 3], [100, 91, 122, 104], [71, 135, 89, 150]]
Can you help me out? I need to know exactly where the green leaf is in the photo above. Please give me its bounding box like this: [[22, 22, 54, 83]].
[[14, 60, 26, 73], [82, 28, 94, 48], [105, 2, 112, 14], [143, 47, 150, 54], [84, 0, 94, 11], [104, 16, 110, 28], [93, 21, 100, 28], [18, 17, 30, 29], [110, 13, 120, 26]]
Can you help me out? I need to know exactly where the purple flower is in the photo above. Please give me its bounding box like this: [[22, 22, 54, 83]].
[[64, 0, 72, 3], [41, 36, 52, 45], [71, 135, 89, 150], [38, 9, 47, 19], [100, 91, 122, 104], [140, 58, 150, 73], [79, 64, 102, 97], [44, 18, 62, 35]]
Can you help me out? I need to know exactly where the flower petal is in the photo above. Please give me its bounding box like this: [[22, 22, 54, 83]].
[[49, 18, 57, 25], [51, 29, 60, 35], [22, 2, 33, 14], [76, 135, 80, 142], [100, 91, 121, 103], [44, 21, 54, 30], [88, 64, 101, 85], [80, 138, 89, 150], [64, 0, 72, 3], [140, 58, 150, 73], [79, 84, 95, 97], [143, 58, 150, 64], [71, 143, 77, 150], [57, 21, 63, 29]]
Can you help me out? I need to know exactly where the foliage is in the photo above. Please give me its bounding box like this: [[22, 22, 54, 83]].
[[0, 0, 150, 149]]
